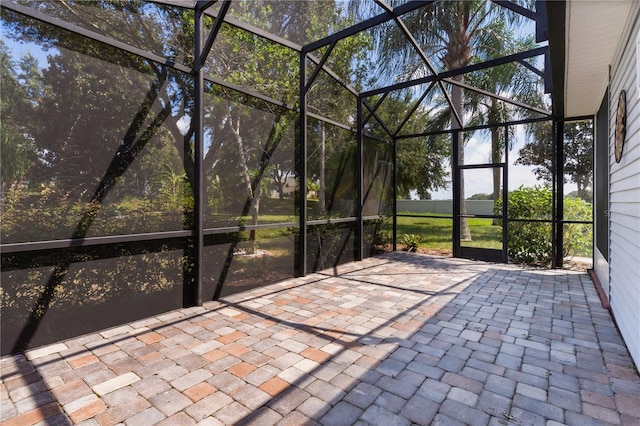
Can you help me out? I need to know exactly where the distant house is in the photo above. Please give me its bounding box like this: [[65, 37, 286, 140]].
[[270, 176, 296, 199], [547, 1, 640, 366]]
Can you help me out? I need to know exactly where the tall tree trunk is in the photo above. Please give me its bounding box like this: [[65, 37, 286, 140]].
[[491, 120, 501, 225], [250, 196, 259, 246], [272, 168, 289, 200], [452, 76, 472, 241], [277, 180, 285, 200], [319, 122, 326, 215], [577, 182, 587, 202], [229, 114, 258, 253]]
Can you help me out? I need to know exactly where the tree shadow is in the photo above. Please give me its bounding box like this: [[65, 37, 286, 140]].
[[5, 252, 636, 426]]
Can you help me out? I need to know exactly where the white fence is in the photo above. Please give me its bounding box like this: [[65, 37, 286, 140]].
[[397, 200, 496, 215]]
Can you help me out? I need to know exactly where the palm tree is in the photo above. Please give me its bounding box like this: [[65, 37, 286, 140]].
[[356, 0, 533, 241], [464, 33, 545, 222]]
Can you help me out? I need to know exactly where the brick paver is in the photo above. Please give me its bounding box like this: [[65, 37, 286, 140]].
[[1, 252, 639, 425]]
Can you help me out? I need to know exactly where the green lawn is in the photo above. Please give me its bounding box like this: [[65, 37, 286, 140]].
[[460, 218, 502, 249], [239, 212, 503, 252], [218, 212, 592, 260], [396, 215, 452, 249], [396, 215, 502, 250]]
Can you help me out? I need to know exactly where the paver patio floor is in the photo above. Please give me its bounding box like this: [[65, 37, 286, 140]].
[[2, 252, 639, 425]]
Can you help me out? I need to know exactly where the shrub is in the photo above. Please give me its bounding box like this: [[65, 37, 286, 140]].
[[364, 218, 392, 255], [400, 233, 421, 252], [495, 186, 592, 265], [499, 186, 553, 264], [563, 196, 592, 258]]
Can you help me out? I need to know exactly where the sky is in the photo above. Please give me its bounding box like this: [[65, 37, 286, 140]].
[[426, 127, 579, 200], [429, 127, 546, 200], [1, 26, 52, 65]]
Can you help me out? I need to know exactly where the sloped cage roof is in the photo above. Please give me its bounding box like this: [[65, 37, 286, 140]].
[[212, 0, 550, 134], [2, 0, 551, 135], [0, 0, 564, 356]]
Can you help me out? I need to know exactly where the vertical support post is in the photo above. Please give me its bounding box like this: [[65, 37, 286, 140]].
[[452, 131, 461, 257], [193, 6, 205, 305], [392, 135, 398, 252], [554, 119, 565, 268], [298, 50, 308, 277], [590, 118, 595, 267], [502, 125, 509, 263], [551, 120, 556, 267], [356, 96, 364, 261]]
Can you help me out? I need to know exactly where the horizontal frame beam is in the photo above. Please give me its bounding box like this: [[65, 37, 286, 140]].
[[396, 214, 453, 220], [459, 214, 502, 219], [307, 112, 353, 132], [308, 217, 357, 226], [458, 163, 507, 170], [0, 231, 193, 254], [444, 77, 551, 116], [3, 2, 192, 74], [204, 8, 302, 52], [565, 115, 596, 122], [396, 115, 552, 139], [439, 46, 548, 80], [303, 1, 434, 53], [203, 222, 299, 235], [491, 0, 536, 20], [362, 46, 548, 98], [0, 218, 315, 254], [362, 215, 391, 221], [203, 74, 296, 111]]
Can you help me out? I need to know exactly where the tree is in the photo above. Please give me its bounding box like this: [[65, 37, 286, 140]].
[[370, 92, 450, 199], [516, 120, 593, 202], [396, 136, 449, 199], [1, 3, 200, 353], [468, 193, 493, 200], [0, 1, 377, 350], [517, 120, 552, 180], [304, 22, 373, 216], [563, 121, 593, 201], [464, 33, 545, 221], [358, 0, 530, 241], [0, 42, 40, 198], [2, 1, 368, 240], [202, 1, 372, 240], [2, 3, 197, 242]]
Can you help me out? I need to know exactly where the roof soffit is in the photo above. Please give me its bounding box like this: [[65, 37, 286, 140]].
[[564, 1, 634, 117]]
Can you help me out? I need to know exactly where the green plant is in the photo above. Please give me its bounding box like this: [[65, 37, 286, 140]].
[[496, 186, 553, 264], [400, 233, 421, 252], [495, 185, 592, 265], [563, 196, 592, 258]]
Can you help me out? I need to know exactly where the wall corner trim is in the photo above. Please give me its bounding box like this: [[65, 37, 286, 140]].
[[588, 269, 611, 310]]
